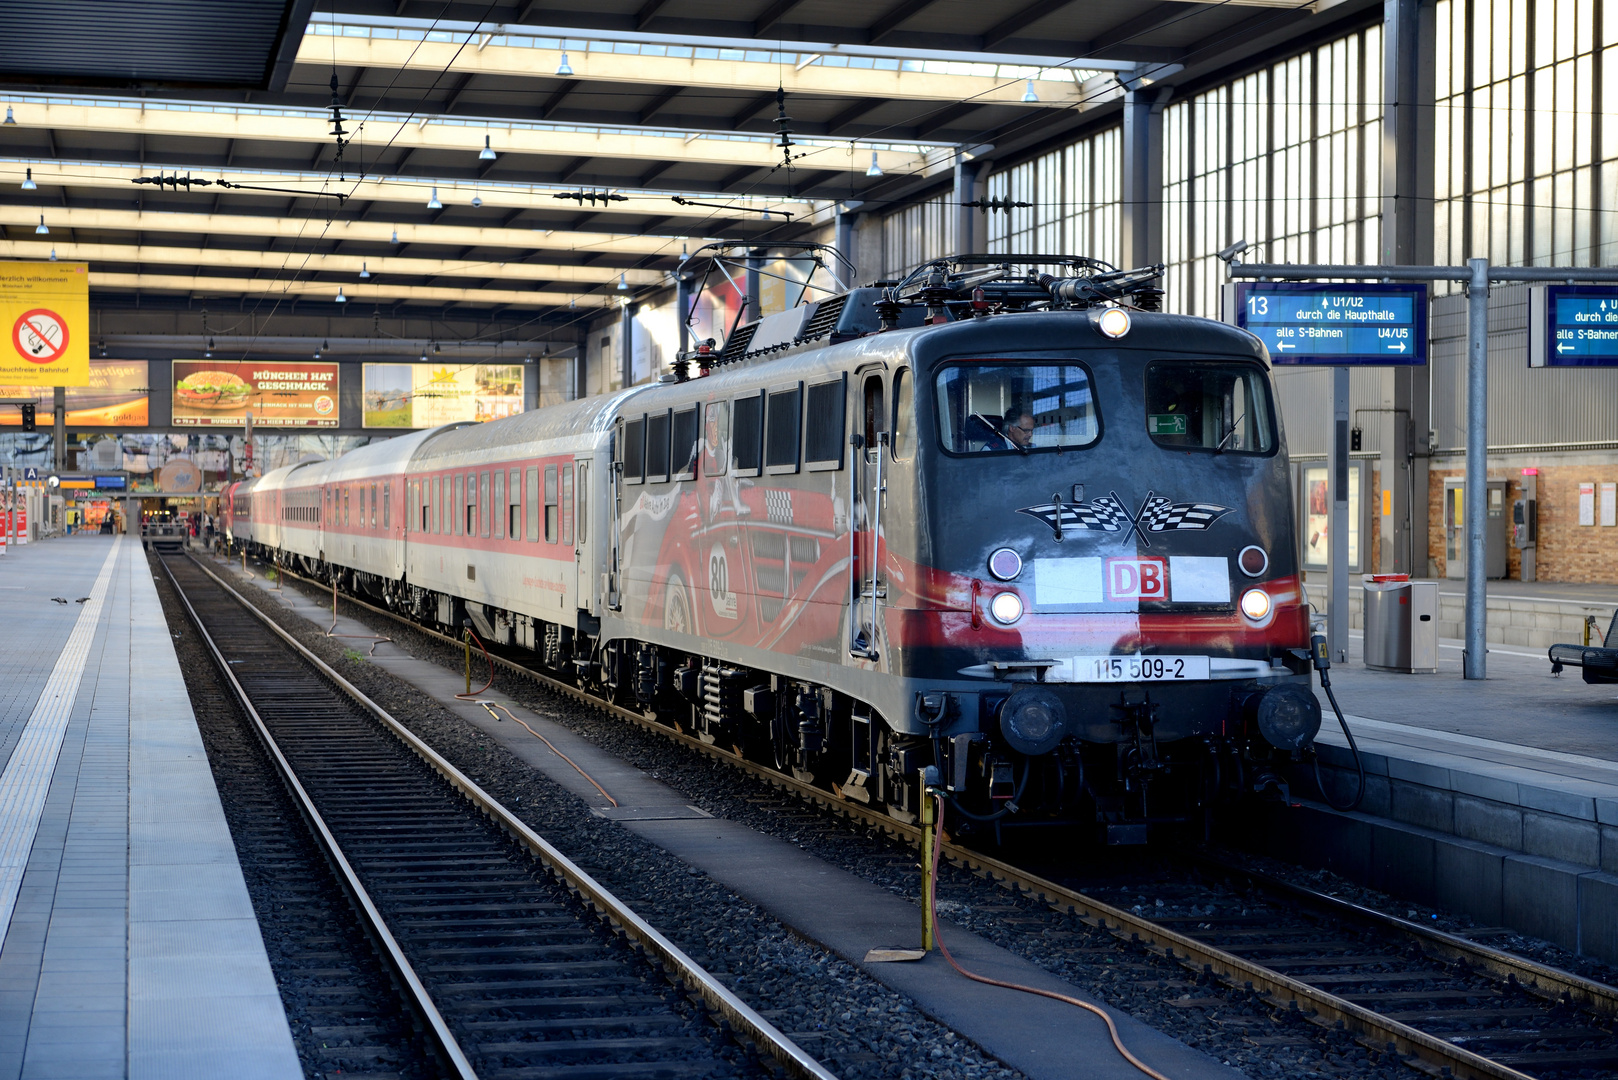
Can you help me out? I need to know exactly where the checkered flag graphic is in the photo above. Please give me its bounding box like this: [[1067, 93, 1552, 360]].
[[764, 488, 793, 524], [1017, 496, 1131, 533], [1139, 497, 1233, 532]]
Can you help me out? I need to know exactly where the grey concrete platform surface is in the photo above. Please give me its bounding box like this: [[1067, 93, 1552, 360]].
[[0, 536, 300, 1080], [222, 556, 1245, 1080]]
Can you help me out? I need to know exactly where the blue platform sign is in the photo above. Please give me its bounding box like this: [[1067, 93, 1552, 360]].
[[1529, 285, 1618, 366], [1231, 282, 1428, 365]]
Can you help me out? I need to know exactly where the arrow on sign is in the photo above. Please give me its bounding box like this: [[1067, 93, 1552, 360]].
[[1276, 341, 1295, 350], [1386, 341, 1407, 352], [1558, 342, 1573, 353]]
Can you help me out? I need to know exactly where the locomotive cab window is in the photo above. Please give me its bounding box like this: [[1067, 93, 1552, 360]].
[[646, 409, 672, 483], [765, 384, 802, 475], [1144, 361, 1274, 455], [671, 404, 700, 481], [934, 362, 1100, 454], [732, 392, 764, 477], [621, 417, 645, 484], [804, 376, 845, 471]]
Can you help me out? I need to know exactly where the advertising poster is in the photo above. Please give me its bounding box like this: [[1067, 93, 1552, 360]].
[[0, 261, 90, 388], [0, 359, 149, 425], [172, 361, 339, 427], [1302, 465, 1359, 568], [362, 363, 524, 428]]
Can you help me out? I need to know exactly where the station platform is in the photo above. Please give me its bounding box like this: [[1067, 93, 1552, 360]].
[[1239, 613, 1618, 966], [0, 536, 300, 1079], [222, 557, 1244, 1080]]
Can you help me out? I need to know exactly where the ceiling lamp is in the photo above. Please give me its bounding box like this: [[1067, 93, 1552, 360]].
[[3, 106, 14, 125], [433, 341, 442, 354], [34, 215, 47, 235], [420, 347, 428, 362], [865, 152, 883, 178], [48, 248, 56, 261], [556, 51, 574, 76], [206, 337, 215, 358], [1022, 79, 1038, 103], [359, 262, 371, 279], [391, 227, 399, 244], [427, 187, 443, 210], [617, 273, 628, 291], [480, 134, 497, 161], [21, 167, 35, 191], [336, 287, 347, 303], [471, 194, 483, 208]]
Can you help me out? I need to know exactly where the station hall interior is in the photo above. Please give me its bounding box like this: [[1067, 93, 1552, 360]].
[[12, 0, 1618, 1078]]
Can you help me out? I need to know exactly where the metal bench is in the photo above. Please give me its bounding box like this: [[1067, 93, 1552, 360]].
[[1549, 610, 1618, 683]]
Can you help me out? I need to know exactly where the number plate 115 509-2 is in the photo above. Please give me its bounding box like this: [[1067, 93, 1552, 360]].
[[1074, 655, 1210, 683]]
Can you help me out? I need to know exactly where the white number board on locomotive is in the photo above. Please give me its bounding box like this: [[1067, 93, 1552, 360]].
[[1073, 655, 1211, 682]]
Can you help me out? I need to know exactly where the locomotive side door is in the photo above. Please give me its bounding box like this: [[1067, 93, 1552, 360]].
[[608, 426, 623, 611], [850, 366, 887, 660]]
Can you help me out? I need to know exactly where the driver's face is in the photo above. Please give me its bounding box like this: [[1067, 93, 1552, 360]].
[[1008, 418, 1035, 447]]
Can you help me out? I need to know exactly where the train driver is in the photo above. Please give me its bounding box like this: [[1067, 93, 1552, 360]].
[[979, 404, 1035, 452]]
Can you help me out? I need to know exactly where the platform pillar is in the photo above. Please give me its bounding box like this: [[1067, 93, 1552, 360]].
[[1328, 368, 1351, 664]]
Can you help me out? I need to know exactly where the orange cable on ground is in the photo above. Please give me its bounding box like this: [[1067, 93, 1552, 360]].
[[928, 792, 1172, 1080], [479, 701, 618, 808]]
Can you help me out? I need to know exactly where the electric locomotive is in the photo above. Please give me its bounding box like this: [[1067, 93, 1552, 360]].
[[235, 249, 1322, 843]]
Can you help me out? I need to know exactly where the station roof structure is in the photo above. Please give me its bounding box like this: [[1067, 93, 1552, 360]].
[[0, 0, 1373, 329]]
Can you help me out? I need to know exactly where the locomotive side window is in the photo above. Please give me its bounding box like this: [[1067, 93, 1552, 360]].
[[526, 467, 540, 542], [545, 465, 559, 542], [732, 392, 764, 476], [862, 375, 884, 461], [934, 362, 1100, 454], [1143, 361, 1274, 455], [671, 405, 700, 481], [891, 368, 914, 461], [622, 417, 645, 484], [646, 409, 672, 482], [702, 402, 729, 477], [765, 384, 802, 474], [804, 377, 845, 471]]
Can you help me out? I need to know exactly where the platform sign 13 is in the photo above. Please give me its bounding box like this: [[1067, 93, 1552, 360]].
[[1225, 282, 1429, 366], [1529, 285, 1618, 366]]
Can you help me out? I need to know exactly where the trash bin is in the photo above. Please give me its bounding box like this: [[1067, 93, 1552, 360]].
[[1362, 574, 1439, 673]]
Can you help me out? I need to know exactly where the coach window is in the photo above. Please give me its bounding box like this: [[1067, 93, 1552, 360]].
[[765, 383, 802, 475], [344, 487, 350, 526], [934, 362, 1100, 455], [479, 472, 491, 537], [671, 405, 699, 481], [646, 409, 671, 483], [525, 467, 540, 542], [464, 472, 475, 535], [383, 484, 391, 530], [358, 486, 366, 527], [731, 391, 763, 477], [804, 377, 845, 471], [1143, 361, 1275, 455], [621, 416, 645, 484], [455, 475, 466, 535], [891, 368, 914, 462], [561, 464, 574, 545], [544, 465, 559, 542], [493, 470, 505, 540], [576, 463, 588, 544], [372, 484, 379, 527], [702, 402, 728, 477], [508, 469, 521, 539]]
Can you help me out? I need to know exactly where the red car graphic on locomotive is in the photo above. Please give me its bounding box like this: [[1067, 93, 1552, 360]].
[[223, 250, 1323, 843]]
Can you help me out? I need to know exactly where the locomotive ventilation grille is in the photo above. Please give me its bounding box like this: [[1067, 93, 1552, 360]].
[[720, 323, 757, 364], [797, 294, 849, 343]]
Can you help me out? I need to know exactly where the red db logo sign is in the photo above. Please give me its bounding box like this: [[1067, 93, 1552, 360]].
[[1107, 557, 1167, 601]]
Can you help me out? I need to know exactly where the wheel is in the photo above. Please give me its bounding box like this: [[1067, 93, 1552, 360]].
[[663, 570, 693, 635]]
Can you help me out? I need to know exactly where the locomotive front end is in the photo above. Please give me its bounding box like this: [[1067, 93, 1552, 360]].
[[899, 306, 1317, 839]]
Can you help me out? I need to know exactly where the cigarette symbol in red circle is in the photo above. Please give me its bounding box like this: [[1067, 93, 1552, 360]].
[[12, 308, 69, 364]]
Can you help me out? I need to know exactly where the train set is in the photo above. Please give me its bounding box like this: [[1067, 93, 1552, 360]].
[[220, 252, 1323, 841]]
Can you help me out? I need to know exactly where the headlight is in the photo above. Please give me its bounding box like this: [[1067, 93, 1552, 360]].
[[988, 547, 1022, 581], [1253, 684, 1321, 750], [1240, 588, 1272, 621], [989, 591, 1023, 624], [1097, 307, 1132, 338], [999, 687, 1068, 756]]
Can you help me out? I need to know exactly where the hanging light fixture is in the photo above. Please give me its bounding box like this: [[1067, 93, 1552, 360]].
[[98, 338, 107, 357], [556, 51, 573, 76], [21, 167, 35, 191], [1022, 79, 1038, 103], [206, 337, 215, 358], [865, 151, 883, 177], [471, 194, 483, 208], [391, 226, 399, 243], [314, 343, 322, 358], [479, 134, 497, 161], [34, 215, 47, 235], [336, 287, 347, 303], [617, 273, 629, 291], [48, 247, 56, 261], [3, 106, 14, 125], [359, 262, 371, 279], [427, 187, 443, 210], [420, 347, 428, 362], [433, 341, 441, 355]]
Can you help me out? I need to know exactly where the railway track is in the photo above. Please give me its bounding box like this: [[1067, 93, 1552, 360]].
[[160, 552, 834, 1080], [248, 554, 1618, 1080]]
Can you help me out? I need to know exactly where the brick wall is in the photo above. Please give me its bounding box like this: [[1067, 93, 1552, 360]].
[[1427, 463, 1618, 584]]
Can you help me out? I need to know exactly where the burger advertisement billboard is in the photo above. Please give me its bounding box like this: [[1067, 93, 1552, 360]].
[[172, 361, 339, 427]]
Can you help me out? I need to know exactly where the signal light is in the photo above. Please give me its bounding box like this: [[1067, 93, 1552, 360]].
[[20, 403, 35, 431], [1350, 426, 1362, 452]]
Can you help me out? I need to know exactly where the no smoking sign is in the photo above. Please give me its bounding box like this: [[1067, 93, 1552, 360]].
[[13, 308, 68, 364]]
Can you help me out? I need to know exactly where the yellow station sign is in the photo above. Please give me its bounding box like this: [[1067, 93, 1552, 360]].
[[0, 261, 89, 387]]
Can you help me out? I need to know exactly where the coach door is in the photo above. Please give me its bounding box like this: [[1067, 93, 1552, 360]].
[[574, 455, 596, 615], [850, 366, 886, 660]]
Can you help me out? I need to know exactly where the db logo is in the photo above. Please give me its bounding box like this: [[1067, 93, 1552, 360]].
[[1107, 557, 1168, 601]]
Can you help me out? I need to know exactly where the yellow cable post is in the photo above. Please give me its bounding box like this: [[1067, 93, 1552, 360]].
[[920, 782, 937, 951]]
